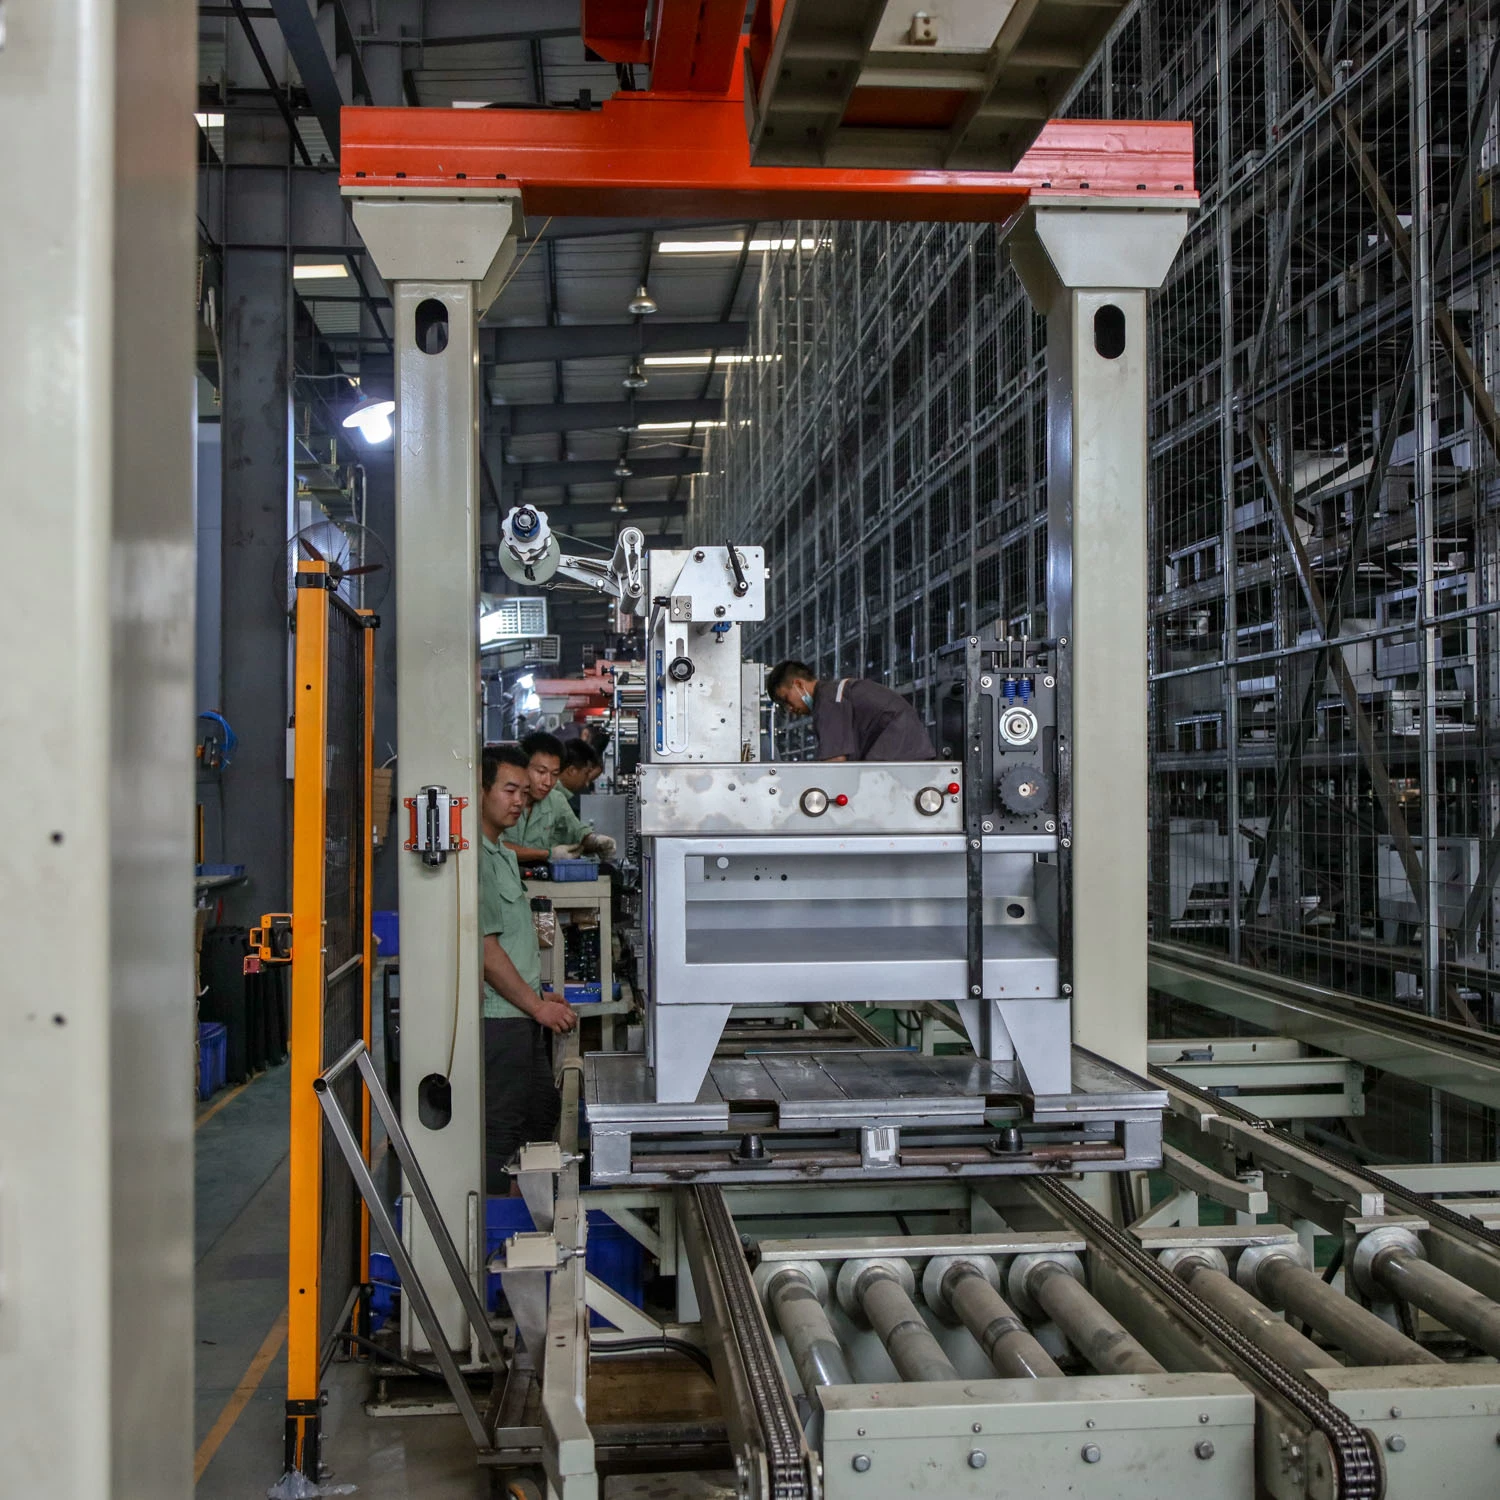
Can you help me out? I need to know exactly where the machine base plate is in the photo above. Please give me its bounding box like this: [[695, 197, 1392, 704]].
[[584, 1046, 1164, 1185]]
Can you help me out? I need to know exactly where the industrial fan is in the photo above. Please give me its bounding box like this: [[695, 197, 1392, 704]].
[[280, 520, 391, 614]]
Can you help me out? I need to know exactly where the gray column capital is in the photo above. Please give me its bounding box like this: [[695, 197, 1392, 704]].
[[1008, 200, 1191, 311], [349, 191, 522, 314]]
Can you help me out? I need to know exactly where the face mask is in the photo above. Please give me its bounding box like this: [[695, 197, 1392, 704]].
[[800, 691, 814, 709]]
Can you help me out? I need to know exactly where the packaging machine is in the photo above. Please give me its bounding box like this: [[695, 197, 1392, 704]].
[[486, 512, 1165, 1183]]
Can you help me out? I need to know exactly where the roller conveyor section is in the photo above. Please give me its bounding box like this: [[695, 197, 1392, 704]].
[[927, 1255, 1063, 1379], [1162, 1249, 1338, 1372], [759, 1264, 854, 1393], [1012, 1252, 1166, 1376], [837, 1258, 960, 1384], [1240, 1248, 1442, 1368], [1355, 1226, 1500, 1361]]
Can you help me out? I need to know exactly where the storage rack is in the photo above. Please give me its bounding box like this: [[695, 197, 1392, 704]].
[[690, 0, 1500, 1163]]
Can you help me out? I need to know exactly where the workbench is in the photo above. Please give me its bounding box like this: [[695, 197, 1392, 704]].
[[526, 875, 630, 1049]]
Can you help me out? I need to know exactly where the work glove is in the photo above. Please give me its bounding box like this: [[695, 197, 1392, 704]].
[[579, 833, 616, 858], [550, 843, 582, 861]]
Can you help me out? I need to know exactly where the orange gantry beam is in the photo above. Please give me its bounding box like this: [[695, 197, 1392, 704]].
[[340, 96, 1196, 222]]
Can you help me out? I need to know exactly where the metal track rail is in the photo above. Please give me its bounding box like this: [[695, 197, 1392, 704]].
[[680, 1185, 816, 1500], [1031, 1177, 1382, 1500], [1148, 1060, 1500, 1266], [1153, 942, 1500, 1062], [1150, 941, 1500, 1110]]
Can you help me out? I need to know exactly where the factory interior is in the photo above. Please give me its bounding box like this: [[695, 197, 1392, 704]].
[[20, 1, 1500, 1497]]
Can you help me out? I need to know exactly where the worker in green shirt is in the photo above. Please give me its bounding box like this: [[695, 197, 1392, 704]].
[[506, 730, 615, 863], [479, 745, 577, 1194]]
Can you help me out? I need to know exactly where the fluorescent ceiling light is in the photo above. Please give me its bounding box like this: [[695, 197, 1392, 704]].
[[637, 420, 726, 431], [195, 112, 225, 129], [295, 262, 350, 281], [657, 237, 823, 254], [642, 353, 779, 367]]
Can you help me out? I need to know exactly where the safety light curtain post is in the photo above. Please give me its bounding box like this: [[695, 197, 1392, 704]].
[[283, 558, 378, 1482]]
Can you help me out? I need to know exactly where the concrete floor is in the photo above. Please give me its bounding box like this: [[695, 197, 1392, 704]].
[[193, 1062, 485, 1499], [192, 1055, 730, 1499]]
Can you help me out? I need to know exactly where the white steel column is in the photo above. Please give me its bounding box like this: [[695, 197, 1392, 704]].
[[351, 195, 518, 1348], [0, 0, 198, 1494], [1011, 202, 1190, 1076]]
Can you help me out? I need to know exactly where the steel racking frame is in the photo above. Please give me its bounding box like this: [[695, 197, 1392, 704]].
[[692, 0, 1500, 1163]]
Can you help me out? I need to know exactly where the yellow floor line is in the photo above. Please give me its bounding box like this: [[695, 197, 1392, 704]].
[[195, 1077, 252, 1131], [194, 1307, 288, 1483]]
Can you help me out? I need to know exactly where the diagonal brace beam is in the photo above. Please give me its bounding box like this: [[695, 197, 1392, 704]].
[[1247, 418, 1427, 921], [1242, 344, 1416, 920], [1278, 0, 1500, 465]]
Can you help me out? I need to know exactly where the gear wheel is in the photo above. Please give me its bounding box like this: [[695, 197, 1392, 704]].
[[998, 763, 1051, 817]]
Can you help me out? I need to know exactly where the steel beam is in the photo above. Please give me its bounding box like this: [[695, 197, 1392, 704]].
[[514, 456, 702, 488], [268, 0, 346, 154], [496, 398, 721, 434], [220, 114, 295, 929], [341, 105, 1198, 218], [486, 320, 748, 364]]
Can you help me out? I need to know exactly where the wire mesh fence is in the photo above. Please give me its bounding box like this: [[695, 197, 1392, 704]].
[[691, 0, 1500, 1162]]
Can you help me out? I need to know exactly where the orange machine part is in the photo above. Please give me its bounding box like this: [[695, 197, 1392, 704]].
[[340, 98, 1196, 220], [583, 0, 747, 92]]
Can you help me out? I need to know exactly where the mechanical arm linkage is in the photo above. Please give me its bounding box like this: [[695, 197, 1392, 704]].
[[499, 504, 645, 612]]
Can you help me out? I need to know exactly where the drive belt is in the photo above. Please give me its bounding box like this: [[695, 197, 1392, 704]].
[[1031, 1177, 1382, 1500], [693, 1185, 813, 1500]]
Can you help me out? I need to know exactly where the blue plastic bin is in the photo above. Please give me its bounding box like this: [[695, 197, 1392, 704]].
[[372, 909, 399, 956], [197, 1021, 227, 1100], [564, 982, 602, 1005], [484, 1199, 645, 1324], [367, 1252, 399, 1332], [549, 858, 599, 882], [384, 1197, 646, 1326]]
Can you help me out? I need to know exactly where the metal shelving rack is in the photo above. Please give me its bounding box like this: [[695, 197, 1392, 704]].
[[691, 0, 1500, 1161]]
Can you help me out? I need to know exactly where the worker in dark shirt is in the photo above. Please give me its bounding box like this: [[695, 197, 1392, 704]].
[[767, 660, 935, 761], [558, 739, 602, 815]]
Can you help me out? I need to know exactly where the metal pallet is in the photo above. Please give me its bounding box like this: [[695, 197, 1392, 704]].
[[584, 1045, 1165, 1185]]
